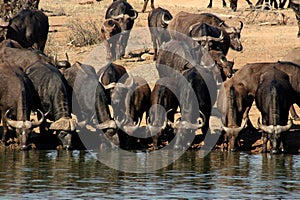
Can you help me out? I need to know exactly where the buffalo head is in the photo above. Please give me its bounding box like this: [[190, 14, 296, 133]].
[[5, 108, 44, 150], [218, 78, 252, 151], [258, 118, 293, 154], [223, 21, 243, 52], [171, 111, 206, 150], [209, 50, 234, 81]]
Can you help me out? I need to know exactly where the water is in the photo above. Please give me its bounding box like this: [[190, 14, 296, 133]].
[[0, 150, 300, 199]]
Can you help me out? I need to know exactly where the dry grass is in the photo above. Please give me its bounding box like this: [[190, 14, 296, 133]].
[[67, 18, 101, 47]]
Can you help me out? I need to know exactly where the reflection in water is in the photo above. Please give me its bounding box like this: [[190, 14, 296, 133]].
[[0, 150, 300, 199]]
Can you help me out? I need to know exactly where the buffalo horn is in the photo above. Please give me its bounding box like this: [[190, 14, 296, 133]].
[[129, 9, 138, 20], [5, 108, 32, 129], [188, 22, 201, 36], [173, 111, 206, 130], [192, 31, 224, 42], [161, 13, 172, 25], [122, 117, 140, 134], [76, 120, 87, 128], [126, 74, 135, 88], [222, 117, 248, 133], [197, 110, 206, 128], [257, 118, 293, 134], [99, 72, 117, 90], [31, 109, 45, 128], [239, 21, 243, 31], [110, 13, 125, 20], [94, 119, 117, 130]]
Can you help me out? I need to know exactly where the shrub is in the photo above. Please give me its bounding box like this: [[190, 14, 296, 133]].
[[67, 18, 101, 47]]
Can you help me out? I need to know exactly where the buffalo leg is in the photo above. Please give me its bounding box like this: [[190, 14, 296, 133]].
[[264, 0, 271, 10], [150, 0, 155, 9], [229, 0, 238, 11], [207, 0, 227, 8], [261, 132, 268, 153], [119, 32, 130, 58], [142, 0, 149, 12], [150, 31, 158, 60], [207, 0, 213, 8], [279, 0, 288, 8], [245, 0, 254, 9], [223, 0, 227, 7], [269, 0, 278, 9], [103, 40, 113, 61], [255, 0, 264, 7], [57, 131, 73, 150], [1, 113, 7, 145]]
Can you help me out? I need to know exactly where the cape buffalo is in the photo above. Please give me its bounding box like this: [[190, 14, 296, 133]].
[[0, 64, 44, 150], [218, 61, 300, 151], [63, 62, 118, 148], [100, 19, 122, 61], [111, 75, 151, 149], [0, 8, 49, 51], [0, 44, 75, 149], [168, 11, 243, 54], [147, 77, 178, 149], [156, 37, 218, 150], [172, 67, 213, 150], [148, 7, 173, 60], [156, 39, 216, 79], [255, 68, 295, 153], [97, 62, 128, 105], [105, 0, 138, 59], [142, 0, 155, 12]]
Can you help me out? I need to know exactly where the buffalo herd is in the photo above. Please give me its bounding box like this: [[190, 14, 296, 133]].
[[0, 0, 300, 154]]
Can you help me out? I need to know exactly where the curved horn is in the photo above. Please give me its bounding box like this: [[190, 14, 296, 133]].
[[31, 109, 45, 128], [94, 119, 117, 130], [163, 109, 173, 129], [5, 108, 19, 128], [99, 72, 117, 90], [238, 21, 243, 31], [258, 118, 293, 134], [275, 118, 293, 133], [122, 117, 140, 135], [126, 74, 135, 88], [129, 9, 138, 20], [76, 120, 87, 128], [110, 13, 125, 20], [65, 52, 69, 62], [162, 12, 172, 25], [197, 110, 206, 129], [188, 22, 201, 37], [222, 117, 248, 133], [192, 31, 224, 42]]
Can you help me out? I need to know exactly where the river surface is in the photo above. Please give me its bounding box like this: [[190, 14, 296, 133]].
[[0, 150, 300, 199]]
